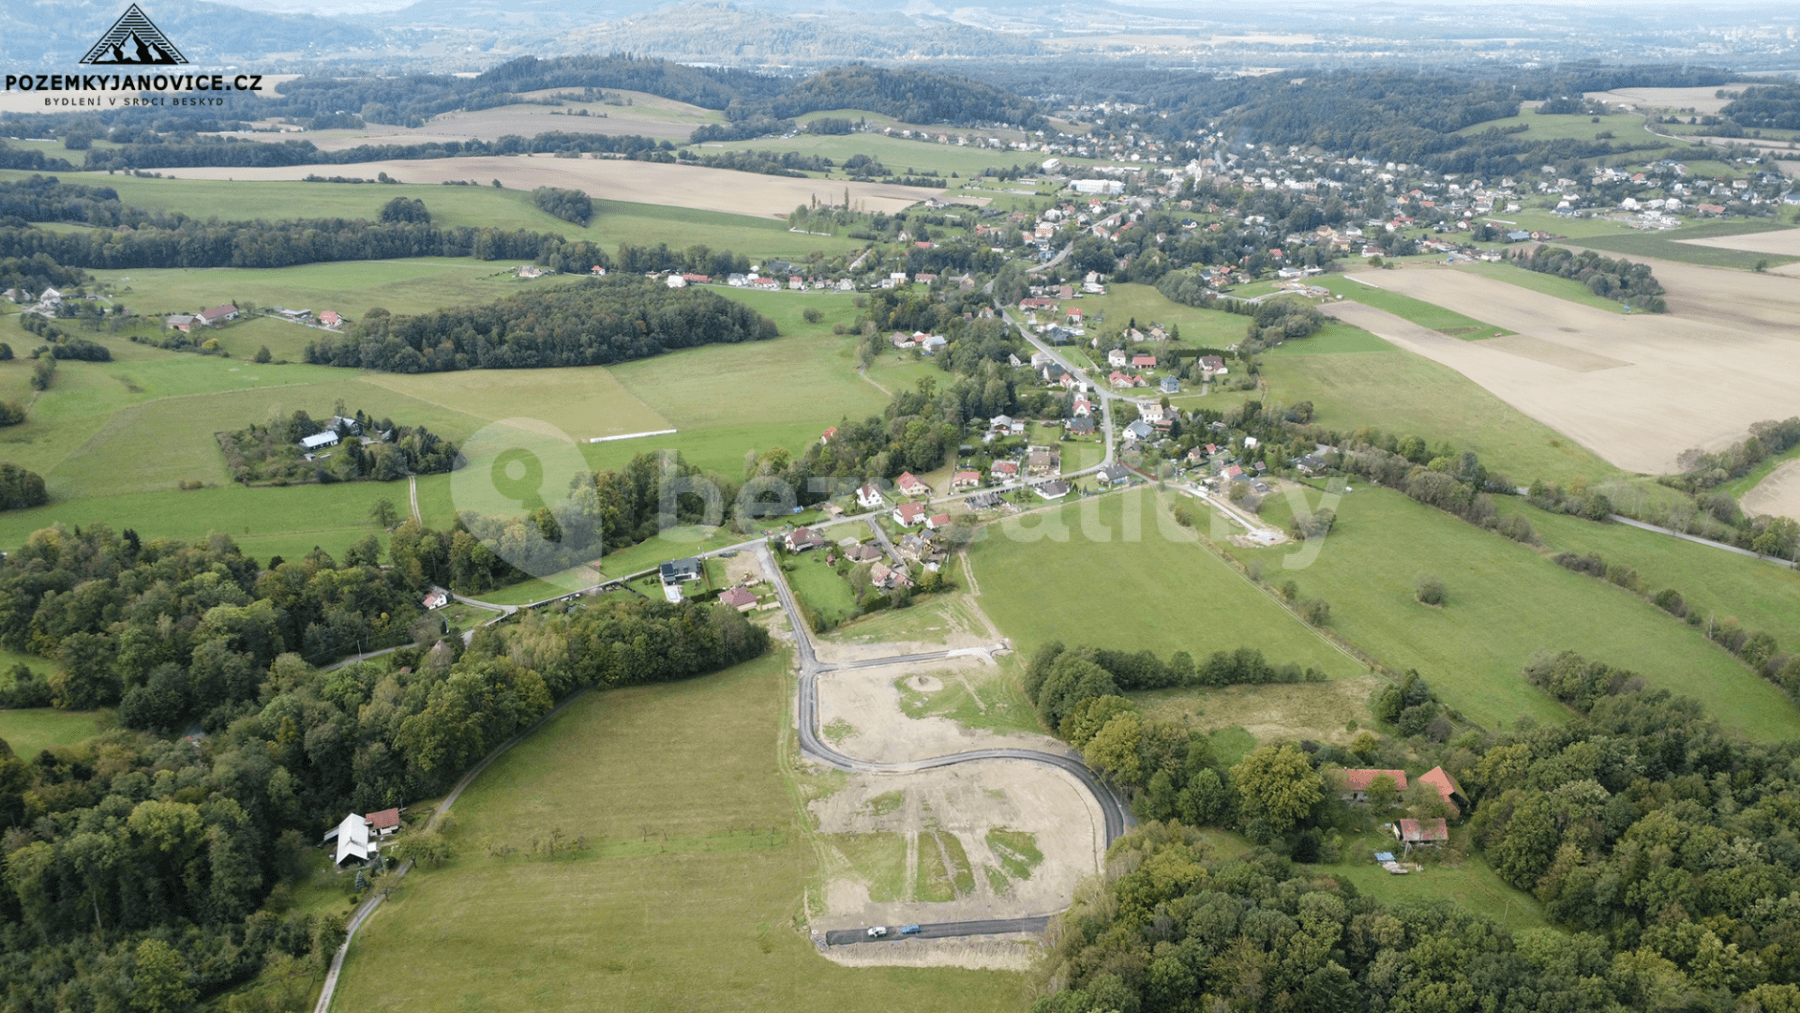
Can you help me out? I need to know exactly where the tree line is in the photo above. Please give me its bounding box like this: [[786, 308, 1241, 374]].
[[78, 130, 674, 172], [1507, 245, 1667, 312], [303, 277, 777, 373], [0, 520, 767, 1011], [0, 216, 555, 272]]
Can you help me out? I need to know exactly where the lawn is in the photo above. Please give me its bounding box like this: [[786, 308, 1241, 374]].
[[1316, 276, 1511, 339], [785, 553, 861, 629], [1259, 324, 1629, 488], [1321, 829, 1550, 933], [329, 652, 1027, 1013], [1456, 110, 1666, 147], [966, 490, 1365, 678], [700, 130, 1066, 181], [1070, 283, 1255, 347], [1570, 220, 1800, 270], [1228, 486, 1800, 740], [1720, 441, 1800, 501], [1493, 498, 1800, 648], [0, 708, 105, 757]]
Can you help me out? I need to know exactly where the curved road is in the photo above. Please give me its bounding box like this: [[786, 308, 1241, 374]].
[[757, 545, 1131, 935]]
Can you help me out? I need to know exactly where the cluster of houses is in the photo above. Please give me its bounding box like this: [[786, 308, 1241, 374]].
[[298, 415, 384, 457], [269, 306, 344, 329], [3, 285, 72, 318]]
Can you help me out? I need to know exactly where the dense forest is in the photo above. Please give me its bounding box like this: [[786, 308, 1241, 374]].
[[1032, 645, 1800, 1012], [1720, 83, 1800, 131], [304, 277, 776, 373], [740, 65, 1046, 131], [219, 408, 458, 486], [0, 521, 768, 1012], [0, 462, 47, 511], [79, 130, 673, 172]]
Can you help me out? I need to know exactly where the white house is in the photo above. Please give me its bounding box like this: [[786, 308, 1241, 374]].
[[856, 483, 886, 510], [324, 813, 375, 868], [666, 274, 687, 288], [301, 431, 340, 451]]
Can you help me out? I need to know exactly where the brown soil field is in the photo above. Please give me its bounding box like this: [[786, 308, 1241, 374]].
[[1563, 250, 1800, 333], [1676, 229, 1800, 257], [1742, 459, 1800, 524], [1326, 266, 1800, 474], [153, 155, 941, 217]]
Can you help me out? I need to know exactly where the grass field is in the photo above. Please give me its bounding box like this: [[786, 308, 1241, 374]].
[[967, 491, 1364, 678], [330, 651, 1028, 1013], [1318, 276, 1511, 338], [894, 665, 1042, 737], [1571, 220, 1800, 270], [1449, 260, 1634, 313], [0, 169, 863, 263], [1493, 498, 1800, 648], [1231, 486, 1800, 739], [1072, 283, 1257, 347], [1722, 442, 1800, 501], [786, 554, 862, 629], [1457, 110, 1668, 146], [0, 708, 104, 756], [1260, 323, 1628, 487]]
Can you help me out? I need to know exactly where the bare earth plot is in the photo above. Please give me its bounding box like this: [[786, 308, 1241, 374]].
[[815, 660, 1064, 763], [1675, 230, 1800, 279], [1743, 460, 1800, 524], [1325, 268, 1800, 474], [1585, 252, 1800, 331], [152, 156, 941, 217], [1584, 85, 1766, 116]]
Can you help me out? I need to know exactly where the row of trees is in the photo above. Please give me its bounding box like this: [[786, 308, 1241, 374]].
[[1507, 245, 1668, 312], [303, 277, 777, 373]]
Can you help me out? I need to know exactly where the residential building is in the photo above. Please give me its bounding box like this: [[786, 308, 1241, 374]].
[[1335, 769, 1409, 803], [893, 502, 927, 526], [896, 472, 930, 496], [856, 483, 886, 510], [720, 586, 758, 611], [784, 527, 829, 553], [1418, 766, 1465, 816]]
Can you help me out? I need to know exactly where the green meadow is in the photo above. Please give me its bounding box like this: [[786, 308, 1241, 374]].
[[1232, 486, 1800, 740], [0, 708, 106, 757], [330, 652, 1027, 1013], [1317, 276, 1511, 338], [967, 490, 1364, 678]]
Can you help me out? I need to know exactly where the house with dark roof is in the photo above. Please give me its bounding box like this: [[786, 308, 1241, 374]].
[[1160, 376, 1181, 394], [659, 557, 703, 584], [1096, 463, 1131, 487], [1033, 480, 1071, 500], [1067, 415, 1096, 436]]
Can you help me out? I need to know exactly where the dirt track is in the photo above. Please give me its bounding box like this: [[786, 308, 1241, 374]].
[[1742, 460, 1800, 524], [1328, 266, 1800, 474], [153, 155, 941, 217]]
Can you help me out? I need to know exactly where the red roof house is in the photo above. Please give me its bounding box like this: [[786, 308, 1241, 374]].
[[1418, 766, 1464, 815]]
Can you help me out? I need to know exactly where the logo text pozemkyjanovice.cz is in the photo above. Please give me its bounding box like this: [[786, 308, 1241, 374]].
[[4, 4, 264, 107]]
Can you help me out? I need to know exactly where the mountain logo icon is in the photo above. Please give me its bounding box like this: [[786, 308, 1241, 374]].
[[80, 5, 188, 65]]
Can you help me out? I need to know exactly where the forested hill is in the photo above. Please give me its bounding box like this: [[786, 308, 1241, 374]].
[[748, 65, 1047, 130], [305, 277, 778, 373]]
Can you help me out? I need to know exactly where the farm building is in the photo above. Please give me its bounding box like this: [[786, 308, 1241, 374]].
[[301, 431, 340, 451], [198, 304, 239, 326], [1418, 766, 1466, 816], [1335, 769, 1408, 803], [1392, 818, 1449, 850]]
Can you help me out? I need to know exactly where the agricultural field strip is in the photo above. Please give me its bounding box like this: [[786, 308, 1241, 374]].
[[115, 156, 943, 217], [1322, 269, 1800, 474]]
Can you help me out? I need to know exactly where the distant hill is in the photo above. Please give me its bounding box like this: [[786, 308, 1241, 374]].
[[0, 0, 380, 66]]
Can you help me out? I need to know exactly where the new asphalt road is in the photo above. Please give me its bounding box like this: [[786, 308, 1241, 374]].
[[757, 546, 1132, 945]]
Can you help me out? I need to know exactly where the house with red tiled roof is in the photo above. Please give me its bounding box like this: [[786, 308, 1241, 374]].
[[893, 502, 927, 526], [1130, 354, 1157, 368], [820, 426, 838, 445], [1418, 766, 1465, 816], [951, 470, 980, 491], [365, 808, 401, 837], [720, 586, 758, 611], [896, 472, 929, 496], [990, 460, 1019, 479], [925, 513, 952, 530], [1335, 769, 1408, 803]]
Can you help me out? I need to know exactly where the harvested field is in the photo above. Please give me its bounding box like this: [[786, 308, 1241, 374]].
[[147, 155, 942, 217], [1584, 85, 1766, 115], [1677, 229, 1800, 258], [1325, 267, 1800, 474], [1742, 459, 1800, 524]]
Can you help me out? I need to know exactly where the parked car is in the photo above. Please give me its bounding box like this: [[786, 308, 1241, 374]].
[[866, 926, 888, 938], [900, 924, 922, 935]]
